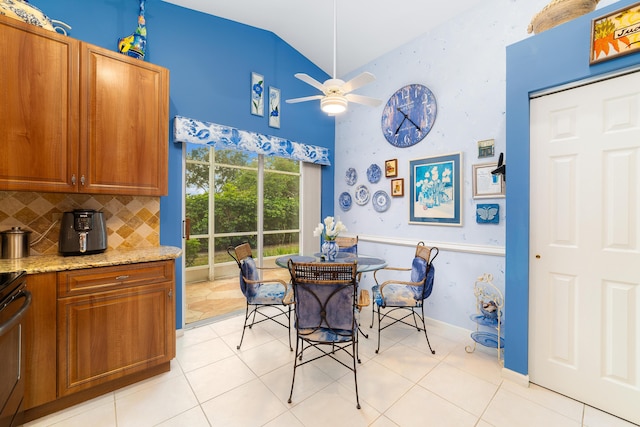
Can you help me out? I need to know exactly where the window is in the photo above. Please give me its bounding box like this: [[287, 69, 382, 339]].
[[185, 144, 300, 280]]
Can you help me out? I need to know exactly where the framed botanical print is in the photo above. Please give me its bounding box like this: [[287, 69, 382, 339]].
[[269, 87, 280, 128], [409, 152, 462, 226], [251, 72, 264, 116]]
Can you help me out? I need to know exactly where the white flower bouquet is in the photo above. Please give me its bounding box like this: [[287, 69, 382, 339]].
[[313, 216, 346, 241]]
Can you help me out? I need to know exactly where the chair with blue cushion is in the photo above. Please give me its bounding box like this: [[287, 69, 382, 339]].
[[370, 241, 438, 354], [227, 242, 293, 351], [287, 260, 369, 409], [335, 235, 358, 256]]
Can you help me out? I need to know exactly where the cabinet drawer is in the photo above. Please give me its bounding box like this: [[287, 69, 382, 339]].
[[58, 261, 173, 297]]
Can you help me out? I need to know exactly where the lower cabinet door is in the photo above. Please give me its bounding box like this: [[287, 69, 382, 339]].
[[57, 282, 174, 396]]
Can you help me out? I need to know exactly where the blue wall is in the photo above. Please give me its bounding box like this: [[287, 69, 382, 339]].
[[506, 0, 640, 375], [36, 0, 335, 327]]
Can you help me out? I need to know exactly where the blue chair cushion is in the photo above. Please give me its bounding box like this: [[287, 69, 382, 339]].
[[240, 257, 290, 304], [297, 326, 356, 343], [373, 263, 435, 307]]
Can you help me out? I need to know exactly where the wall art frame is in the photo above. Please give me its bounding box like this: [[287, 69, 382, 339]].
[[409, 152, 462, 226], [590, 1, 640, 65], [472, 162, 505, 199], [476, 203, 500, 224], [385, 159, 398, 177], [268, 86, 281, 128], [250, 72, 264, 116], [391, 178, 404, 197]]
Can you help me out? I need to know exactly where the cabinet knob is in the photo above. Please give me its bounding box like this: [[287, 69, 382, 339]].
[[80, 175, 86, 186], [535, 254, 541, 259], [71, 174, 76, 185], [115, 275, 130, 280], [168, 289, 172, 299]]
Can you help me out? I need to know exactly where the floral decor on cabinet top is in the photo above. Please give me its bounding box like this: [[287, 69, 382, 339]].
[[313, 216, 346, 241]]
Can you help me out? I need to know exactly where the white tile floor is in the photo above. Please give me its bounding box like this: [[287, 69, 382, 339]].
[[24, 307, 638, 427]]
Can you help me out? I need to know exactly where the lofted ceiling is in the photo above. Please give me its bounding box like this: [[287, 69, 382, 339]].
[[162, 0, 486, 78]]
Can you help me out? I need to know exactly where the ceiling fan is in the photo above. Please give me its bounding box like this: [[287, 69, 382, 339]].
[[285, 0, 381, 115]]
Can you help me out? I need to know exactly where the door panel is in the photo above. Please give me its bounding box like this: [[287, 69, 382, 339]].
[[530, 71, 640, 425]]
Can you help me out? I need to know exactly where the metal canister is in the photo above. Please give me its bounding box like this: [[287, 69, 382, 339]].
[[0, 227, 32, 259]]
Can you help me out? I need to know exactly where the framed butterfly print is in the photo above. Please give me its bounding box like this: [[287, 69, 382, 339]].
[[472, 163, 505, 199]]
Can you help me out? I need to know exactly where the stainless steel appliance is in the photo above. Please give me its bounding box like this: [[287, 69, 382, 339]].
[[0, 271, 31, 427], [0, 227, 31, 259], [59, 210, 107, 256]]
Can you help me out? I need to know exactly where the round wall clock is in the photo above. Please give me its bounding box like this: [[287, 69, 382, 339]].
[[381, 84, 437, 148]]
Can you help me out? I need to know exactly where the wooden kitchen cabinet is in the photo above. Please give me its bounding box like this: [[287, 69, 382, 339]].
[[56, 260, 175, 397], [23, 272, 58, 411], [0, 15, 79, 193], [0, 15, 169, 196]]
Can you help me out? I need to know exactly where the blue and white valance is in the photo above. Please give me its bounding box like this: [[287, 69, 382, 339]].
[[173, 116, 331, 166]]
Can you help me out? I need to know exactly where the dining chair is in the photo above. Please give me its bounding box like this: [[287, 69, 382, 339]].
[[227, 242, 293, 351], [370, 241, 438, 354], [335, 235, 358, 255], [287, 260, 369, 409]]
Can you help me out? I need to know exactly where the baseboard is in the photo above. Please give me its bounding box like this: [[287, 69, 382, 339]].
[[501, 367, 530, 387]]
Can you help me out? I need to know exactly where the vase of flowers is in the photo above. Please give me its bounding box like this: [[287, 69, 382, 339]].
[[313, 216, 346, 262]]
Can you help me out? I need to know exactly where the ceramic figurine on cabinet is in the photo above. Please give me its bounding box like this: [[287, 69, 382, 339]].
[[118, 0, 147, 60]]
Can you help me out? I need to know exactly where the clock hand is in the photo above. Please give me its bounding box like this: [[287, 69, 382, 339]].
[[395, 116, 407, 135], [396, 107, 421, 131]]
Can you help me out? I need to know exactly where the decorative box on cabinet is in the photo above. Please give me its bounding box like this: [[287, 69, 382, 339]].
[[0, 14, 169, 196], [465, 273, 504, 364], [56, 261, 175, 397]]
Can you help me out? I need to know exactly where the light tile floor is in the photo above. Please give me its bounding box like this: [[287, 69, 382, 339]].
[[24, 307, 638, 427]]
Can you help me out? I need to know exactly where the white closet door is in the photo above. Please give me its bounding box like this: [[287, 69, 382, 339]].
[[530, 70, 640, 425]]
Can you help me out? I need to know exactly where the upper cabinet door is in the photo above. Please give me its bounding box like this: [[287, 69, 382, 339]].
[[79, 43, 169, 196], [0, 16, 79, 192]]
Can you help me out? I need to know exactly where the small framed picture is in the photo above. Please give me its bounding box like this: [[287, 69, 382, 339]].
[[472, 163, 505, 198], [250, 72, 264, 116], [268, 87, 280, 128], [385, 159, 398, 177], [477, 139, 495, 158], [391, 178, 404, 197]]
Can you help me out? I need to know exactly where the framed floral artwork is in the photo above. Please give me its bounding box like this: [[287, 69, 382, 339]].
[[409, 152, 462, 226], [251, 72, 264, 116], [269, 86, 280, 128], [391, 178, 404, 197], [590, 2, 640, 64]]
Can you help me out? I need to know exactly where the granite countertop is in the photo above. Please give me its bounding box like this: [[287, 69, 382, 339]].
[[0, 246, 182, 274]]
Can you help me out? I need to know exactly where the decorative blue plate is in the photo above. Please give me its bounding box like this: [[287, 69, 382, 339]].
[[339, 192, 352, 211], [471, 331, 504, 348], [345, 168, 357, 186], [367, 164, 382, 183], [354, 185, 370, 205], [372, 190, 390, 212], [470, 314, 499, 327]]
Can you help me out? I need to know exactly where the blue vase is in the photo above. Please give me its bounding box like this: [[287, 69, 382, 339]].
[[321, 240, 339, 262]]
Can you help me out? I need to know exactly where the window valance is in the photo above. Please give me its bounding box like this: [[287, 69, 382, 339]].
[[173, 116, 331, 166]]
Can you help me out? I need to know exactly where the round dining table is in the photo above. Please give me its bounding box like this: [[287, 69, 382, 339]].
[[275, 252, 386, 273]]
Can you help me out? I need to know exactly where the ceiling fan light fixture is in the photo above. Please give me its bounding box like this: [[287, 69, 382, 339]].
[[321, 94, 348, 114]]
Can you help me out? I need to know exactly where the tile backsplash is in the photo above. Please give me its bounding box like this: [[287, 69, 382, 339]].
[[0, 192, 160, 256]]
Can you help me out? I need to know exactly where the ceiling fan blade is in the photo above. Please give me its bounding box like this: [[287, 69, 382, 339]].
[[285, 95, 324, 104], [345, 93, 382, 107], [341, 72, 376, 94], [294, 73, 326, 92]]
